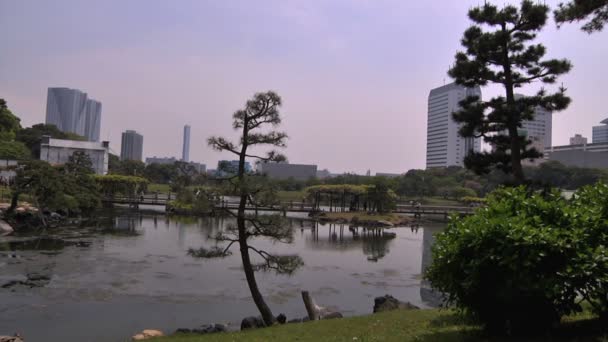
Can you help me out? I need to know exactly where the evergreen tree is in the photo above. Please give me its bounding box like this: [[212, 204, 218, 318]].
[[191, 91, 302, 326], [0, 99, 22, 141], [449, 0, 571, 184], [555, 0, 608, 33]]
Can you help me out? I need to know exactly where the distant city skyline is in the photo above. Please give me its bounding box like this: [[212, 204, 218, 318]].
[[2, 0, 607, 173]]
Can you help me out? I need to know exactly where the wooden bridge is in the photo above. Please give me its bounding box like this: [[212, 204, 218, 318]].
[[102, 195, 475, 217]]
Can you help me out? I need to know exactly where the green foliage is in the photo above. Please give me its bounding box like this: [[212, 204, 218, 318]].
[[0, 100, 30, 160], [9, 153, 103, 214], [449, 1, 571, 183], [12, 161, 66, 211], [109, 159, 146, 176], [555, 0, 608, 33], [0, 141, 30, 160], [257, 163, 605, 203], [16, 123, 85, 156], [366, 178, 397, 213], [437, 186, 477, 200], [168, 187, 219, 214], [205, 91, 298, 325], [526, 161, 608, 189], [61, 152, 99, 213], [144, 162, 178, 184], [568, 183, 608, 319], [460, 196, 487, 204], [426, 184, 608, 334], [0, 99, 22, 141], [95, 174, 149, 198], [108, 153, 121, 173]]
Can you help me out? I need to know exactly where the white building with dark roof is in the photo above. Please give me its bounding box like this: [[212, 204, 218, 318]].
[[39, 136, 109, 174]]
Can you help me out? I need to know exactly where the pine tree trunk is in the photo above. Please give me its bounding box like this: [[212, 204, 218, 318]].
[[502, 25, 525, 185], [509, 129, 525, 185], [7, 191, 20, 214], [237, 209, 276, 326], [237, 124, 275, 326]]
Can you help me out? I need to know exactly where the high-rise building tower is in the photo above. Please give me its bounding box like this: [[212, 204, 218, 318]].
[[84, 99, 102, 142], [592, 118, 608, 143], [182, 125, 191, 162], [426, 83, 482, 168], [45, 87, 102, 141], [121, 130, 144, 161]]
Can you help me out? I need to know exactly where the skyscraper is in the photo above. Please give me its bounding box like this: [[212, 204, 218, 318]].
[[84, 99, 102, 142], [592, 118, 608, 143], [45, 87, 102, 141], [121, 130, 144, 161], [426, 83, 482, 168], [182, 125, 191, 162]]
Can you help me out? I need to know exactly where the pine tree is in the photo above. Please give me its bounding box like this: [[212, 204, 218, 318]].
[[449, 0, 572, 184], [190, 91, 302, 326], [555, 0, 608, 33]]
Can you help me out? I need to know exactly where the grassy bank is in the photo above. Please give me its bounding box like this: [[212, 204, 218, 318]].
[[156, 309, 606, 342], [277, 190, 307, 202]]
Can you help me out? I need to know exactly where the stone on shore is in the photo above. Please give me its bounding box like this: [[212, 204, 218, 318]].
[[277, 313, 287, 324], [321, 312, 343, 319], [373, 295, 420, 313], [240, 316, 266, 330], [131, 329, 164, 340], [0, 335, 24, 342], [175, 323, 228, 335], [0, 220, 14, 235], [376, 220, 395, 227]]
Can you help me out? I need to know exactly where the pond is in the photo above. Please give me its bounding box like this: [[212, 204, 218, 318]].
[[0, 211, 445, 342]]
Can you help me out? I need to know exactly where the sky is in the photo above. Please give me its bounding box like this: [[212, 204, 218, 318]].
[[1, 0, 607, 174]]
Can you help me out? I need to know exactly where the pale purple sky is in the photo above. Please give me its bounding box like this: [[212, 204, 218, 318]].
[[1, 0, 606, 174]]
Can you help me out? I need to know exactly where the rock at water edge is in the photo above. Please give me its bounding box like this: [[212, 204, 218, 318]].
[[241, 316, 266, 330], [373, 295, 420, 313]]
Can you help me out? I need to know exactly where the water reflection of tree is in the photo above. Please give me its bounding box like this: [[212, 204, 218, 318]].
[[305, 222, 396, 262], [420, 224, 446, 307]]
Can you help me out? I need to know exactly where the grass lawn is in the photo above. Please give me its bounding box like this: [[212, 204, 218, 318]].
[[148, 183, 172, 193], [155, 309, 607, 342], [277, 190, 307, 202]]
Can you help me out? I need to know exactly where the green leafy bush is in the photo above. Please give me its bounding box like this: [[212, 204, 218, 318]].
[[568, 183, 608, 320], [425, 186, 588, 334]]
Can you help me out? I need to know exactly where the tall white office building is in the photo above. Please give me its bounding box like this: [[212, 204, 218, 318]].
[[182, 125, 191, 162], [45, 87, 102, 142], [426, 83, 482, 168]]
